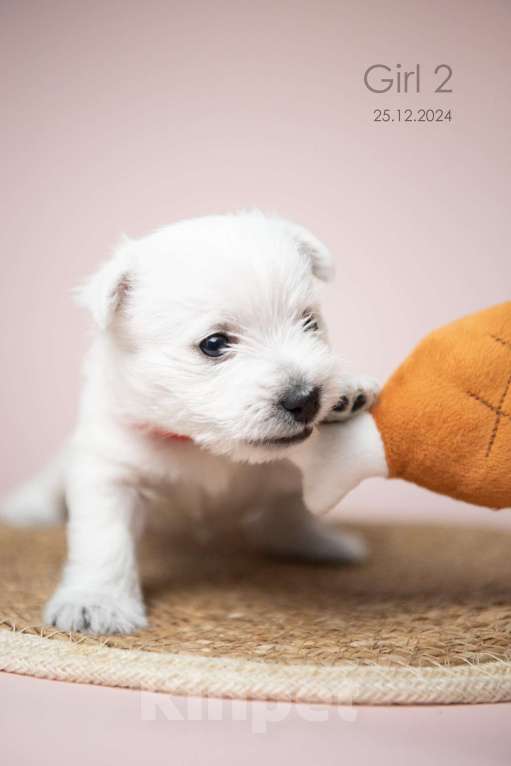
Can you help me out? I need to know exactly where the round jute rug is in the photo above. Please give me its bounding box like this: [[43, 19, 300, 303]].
[[1, 520, 511, 705]]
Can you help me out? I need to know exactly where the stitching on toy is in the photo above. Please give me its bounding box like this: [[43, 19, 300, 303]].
[[465, 335, 511, 458], [486, 377, 511, 458], [467, 385, 511, 458], [465, 392, 511, 422], [490, 334, 511, 351]]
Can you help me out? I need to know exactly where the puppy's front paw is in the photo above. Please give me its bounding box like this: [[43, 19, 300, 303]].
[[325, 375, 380, 423], [43, 588, 147, 635]]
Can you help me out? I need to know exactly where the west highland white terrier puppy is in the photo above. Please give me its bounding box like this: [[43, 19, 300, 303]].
[[1, 211, 378, 635]]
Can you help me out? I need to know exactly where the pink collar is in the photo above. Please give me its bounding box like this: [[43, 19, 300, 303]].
[[133, 423, 193, 442]]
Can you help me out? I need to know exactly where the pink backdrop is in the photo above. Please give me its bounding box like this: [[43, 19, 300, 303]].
[[2, 4, 511, 761], [1, 0, 510, 526]]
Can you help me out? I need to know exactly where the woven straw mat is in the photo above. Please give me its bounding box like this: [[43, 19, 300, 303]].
[[1, 519, 511, 705]]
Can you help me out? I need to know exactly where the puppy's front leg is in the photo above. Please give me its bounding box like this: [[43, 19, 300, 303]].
[[44, 460, 147, 635], [324, 374, 380, 423]]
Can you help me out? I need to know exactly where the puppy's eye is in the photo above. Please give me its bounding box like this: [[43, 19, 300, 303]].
[[199, 333, 231, 358], [302, 312, 320, 333]]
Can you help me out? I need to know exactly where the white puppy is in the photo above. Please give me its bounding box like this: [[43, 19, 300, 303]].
[[1, 211, 378, 634]]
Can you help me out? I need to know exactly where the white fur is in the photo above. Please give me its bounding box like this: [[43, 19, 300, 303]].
[[0, 449, 67, 527], [2, 211, 378, 634]]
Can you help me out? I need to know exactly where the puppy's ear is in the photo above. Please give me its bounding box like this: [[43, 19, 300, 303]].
[[278, 219, 335, 282], [75, 237, 134, 329]]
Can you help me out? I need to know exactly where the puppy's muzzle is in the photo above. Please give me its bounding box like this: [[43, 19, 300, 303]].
[[279, 385, 321, 424]]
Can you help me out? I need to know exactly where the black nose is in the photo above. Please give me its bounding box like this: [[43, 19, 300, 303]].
[[280, 385, 321, 424]]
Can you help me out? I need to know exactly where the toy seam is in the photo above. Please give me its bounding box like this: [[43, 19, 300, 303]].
[[465, 334, 511, 458], [465, 391, 511, 422], [490, 334, 511, 351]]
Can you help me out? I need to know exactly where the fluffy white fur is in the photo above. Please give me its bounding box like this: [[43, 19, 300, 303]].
[[1, 211, 378, 635]]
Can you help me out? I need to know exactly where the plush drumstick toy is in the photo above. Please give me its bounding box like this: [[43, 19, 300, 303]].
[[291, 302, 511, 514]]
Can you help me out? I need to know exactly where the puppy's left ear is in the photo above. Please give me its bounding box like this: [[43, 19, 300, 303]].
[[279, 219, 335, 282], [74, 237, 135, 330]]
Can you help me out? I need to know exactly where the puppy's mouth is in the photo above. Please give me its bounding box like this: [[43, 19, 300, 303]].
[[247, 426, 313, 448]]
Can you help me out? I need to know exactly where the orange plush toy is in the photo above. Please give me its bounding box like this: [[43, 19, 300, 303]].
[[292, 302, 511, 514]]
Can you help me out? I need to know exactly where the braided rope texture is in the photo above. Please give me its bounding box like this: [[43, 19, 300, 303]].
[[1, 521, 511, 704]]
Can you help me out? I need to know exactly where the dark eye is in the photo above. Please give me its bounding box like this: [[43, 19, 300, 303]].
[[302, 312, 320, 332], [199, 333, 231, 358]]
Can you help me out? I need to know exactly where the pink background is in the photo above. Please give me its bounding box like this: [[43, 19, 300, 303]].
[[2, 0, 510, 527], [2, 672, 511, 766], [1, 3, 511, 762]]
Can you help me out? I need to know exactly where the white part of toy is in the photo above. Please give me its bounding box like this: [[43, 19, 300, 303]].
[[289, 413, 388, 515]]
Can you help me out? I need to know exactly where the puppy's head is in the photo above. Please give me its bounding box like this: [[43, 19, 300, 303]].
[[79, 211, 340, 462]]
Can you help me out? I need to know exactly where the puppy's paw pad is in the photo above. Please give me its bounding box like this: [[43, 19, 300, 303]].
[[351, 393, 368, 412], [44, 590, 147, 635], [332, 395, 350, 414], [326, 376, 380, 422]]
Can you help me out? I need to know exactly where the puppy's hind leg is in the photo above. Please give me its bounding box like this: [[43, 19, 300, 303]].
[[0, 447, 68, 527], [243, 496, 367, 565]]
